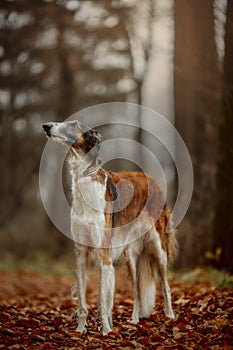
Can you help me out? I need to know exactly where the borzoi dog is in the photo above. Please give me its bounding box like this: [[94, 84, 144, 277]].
[[42, 120, 178, 335]]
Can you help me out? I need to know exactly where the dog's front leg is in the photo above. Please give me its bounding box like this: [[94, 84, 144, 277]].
[[99, 249, 115, 336], [74, 247, 88, 332]]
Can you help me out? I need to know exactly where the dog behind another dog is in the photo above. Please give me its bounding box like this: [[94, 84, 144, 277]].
[[43, 120, 178, 335]]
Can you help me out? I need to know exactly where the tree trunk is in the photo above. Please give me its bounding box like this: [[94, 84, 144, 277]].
[[174, 0, 220, 268], [214, 0, 233, 273]]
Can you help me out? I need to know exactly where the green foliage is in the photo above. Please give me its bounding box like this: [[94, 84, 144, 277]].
[[172, 267, 233, 289], [0, 252, 74, 277]]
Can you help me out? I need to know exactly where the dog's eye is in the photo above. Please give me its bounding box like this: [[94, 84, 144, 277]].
[[67, 121, 79, 130]]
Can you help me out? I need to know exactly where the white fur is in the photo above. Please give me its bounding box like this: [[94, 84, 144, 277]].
[[74, 246, 88, 332], [99, 264, 115, 335], [151, 229, 175, 319], [126, 229, 175, 323], [138, 253, 156, 318], [70, 157, 107, 248]]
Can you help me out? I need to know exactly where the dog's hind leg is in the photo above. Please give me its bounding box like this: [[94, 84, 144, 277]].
[[74, 246, 88, 332], [99, 249, 115, 335], [127, 248, 140, 324], [152, 230, 175, 319]]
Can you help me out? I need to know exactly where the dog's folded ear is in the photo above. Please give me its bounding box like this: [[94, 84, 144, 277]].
[[86, 129, 102, 146]]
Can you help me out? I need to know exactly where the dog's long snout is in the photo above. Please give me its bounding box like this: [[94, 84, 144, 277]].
[[42, 123, 53, 136]]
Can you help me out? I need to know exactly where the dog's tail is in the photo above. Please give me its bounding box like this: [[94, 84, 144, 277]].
[[168, 230, 179, 265], [164, 205, 179, 266], [138, 253, 155, 318]]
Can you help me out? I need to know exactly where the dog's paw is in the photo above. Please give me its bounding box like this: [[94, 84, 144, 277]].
[[102, 325, 112, 336], [76, 322, 87, 333], [129, 315, 139, 324], [164, 308, 175, 319]]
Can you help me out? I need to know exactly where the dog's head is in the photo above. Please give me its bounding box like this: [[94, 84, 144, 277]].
[[42, 120, 102, 158]]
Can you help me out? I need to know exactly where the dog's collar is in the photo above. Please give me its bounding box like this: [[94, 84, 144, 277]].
[[82, 165, 100, 177]]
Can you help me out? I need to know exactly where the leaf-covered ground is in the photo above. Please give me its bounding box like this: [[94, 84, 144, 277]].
[[0, 266, 232, 349]]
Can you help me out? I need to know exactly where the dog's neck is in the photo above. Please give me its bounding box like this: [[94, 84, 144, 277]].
[[69, 150, 101, 179]]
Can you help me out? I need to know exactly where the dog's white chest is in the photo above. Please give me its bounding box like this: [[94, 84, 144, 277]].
[[71, 174, 107, 247]]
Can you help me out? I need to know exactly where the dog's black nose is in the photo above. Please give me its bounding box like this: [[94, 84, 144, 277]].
[[42, 123, 53, 136]]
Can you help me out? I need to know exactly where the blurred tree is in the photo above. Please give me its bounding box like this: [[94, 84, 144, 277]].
[[214, 0, 233, 273], [174, 0, 221, 268], [0, 0, 154, 257]]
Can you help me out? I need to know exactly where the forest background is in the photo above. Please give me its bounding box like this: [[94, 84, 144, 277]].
[[0, 0, 233, 273]]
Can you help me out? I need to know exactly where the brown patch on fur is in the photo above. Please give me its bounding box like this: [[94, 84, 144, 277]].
[[80, 163, 178, 266], [108, 171, 149, 227], [101, 173, 116, 265], [74, 134, 85, 149], [154, 205, 178, 264], [71, 129, 101, 165], [104, 171, 177, 262], [69, 147, 77, 157], [107, 171, 162, 223], [167, 230, 179, 265], [92, 168, 106, 185], [102, 248, 112, 265], [73, 130, 100, 152], [154, 205, 170, 256]]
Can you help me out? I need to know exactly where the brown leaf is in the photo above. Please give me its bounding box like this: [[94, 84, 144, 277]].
[[174, 298, 190, 306], [60, 299, 74, 310], [52, 316, 63, 329], [32, 334, 45, 342], [0, 312, 11, 321], [122, 340, 136, 348], [138, 337, 149, 345], [17, 318, 40, 328]]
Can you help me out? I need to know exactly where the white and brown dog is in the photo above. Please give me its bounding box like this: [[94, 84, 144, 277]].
[[42, 120, 178, 335]]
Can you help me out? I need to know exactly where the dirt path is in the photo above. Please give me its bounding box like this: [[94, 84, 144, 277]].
[[0, 267, 232, 349]]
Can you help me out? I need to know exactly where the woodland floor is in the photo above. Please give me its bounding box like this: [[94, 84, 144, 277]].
[[0, 262, 233, 350]]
